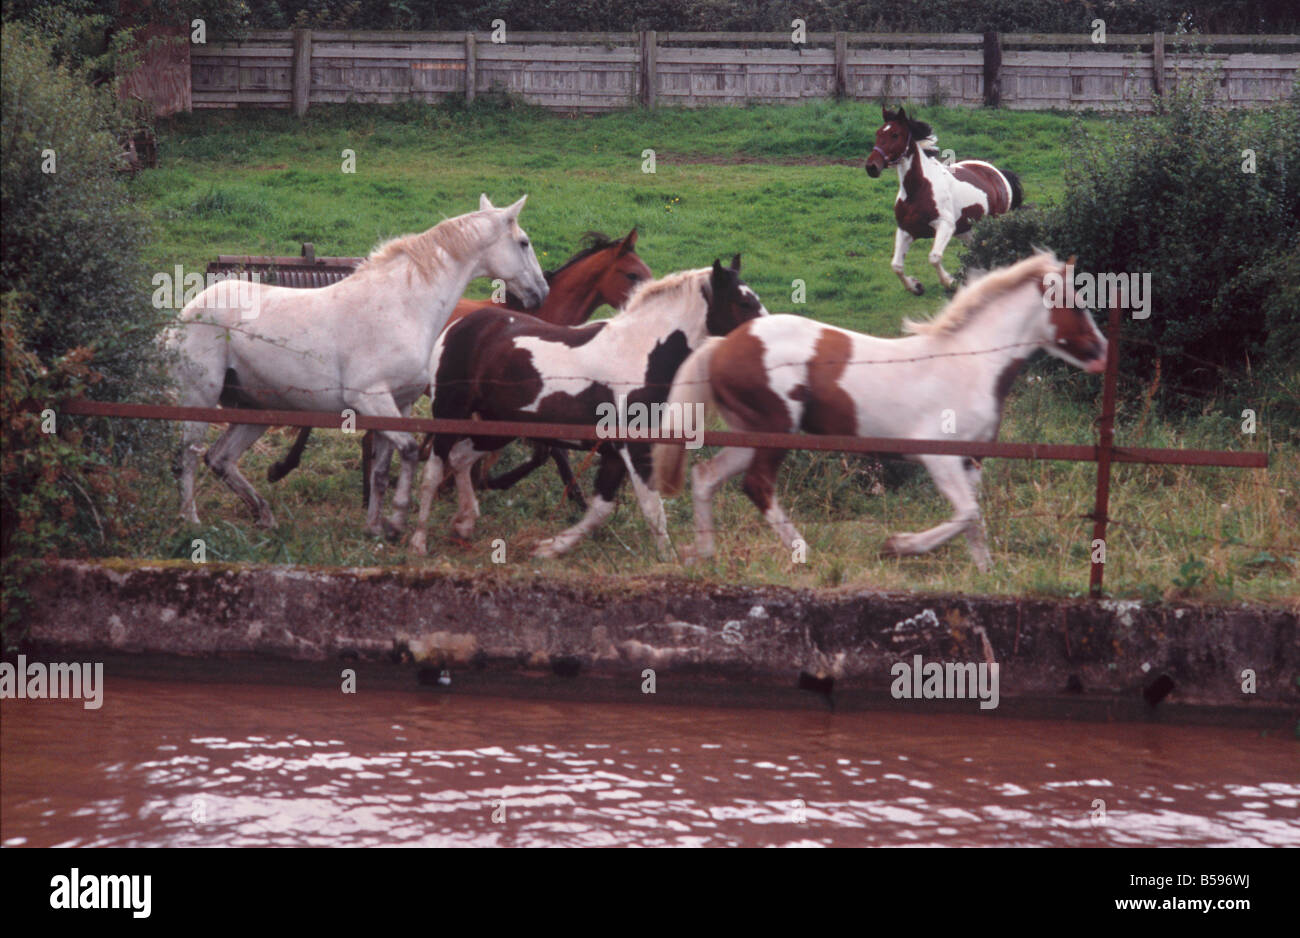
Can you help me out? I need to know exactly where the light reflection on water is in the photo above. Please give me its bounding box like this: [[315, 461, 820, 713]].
[[2, 678, 1296, 847]]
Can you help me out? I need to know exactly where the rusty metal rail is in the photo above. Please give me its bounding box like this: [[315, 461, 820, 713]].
[[60, 398, 1268, 470], [61, 292, 1270, 595]]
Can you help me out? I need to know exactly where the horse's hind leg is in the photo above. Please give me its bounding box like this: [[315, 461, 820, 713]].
[[928, 218, 958, 290], [881, 454, 988, 570], [267, 427, 310, 483], [175, 419, 208, 524], [741, 448, 804, 554], [204, 422, 274, 527], [447, 438, 488, 540], [891, 228, 923, 295], [689, 446, 755, 559], [533, 451, 625, 559], [552, 448, 587, 509]]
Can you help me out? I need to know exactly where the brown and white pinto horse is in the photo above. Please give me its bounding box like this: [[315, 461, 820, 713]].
[[650, 252, 1106, 570], [865, 106, 1023, 295], [409, 258, 768, 559], [266, 230, 651, 505]]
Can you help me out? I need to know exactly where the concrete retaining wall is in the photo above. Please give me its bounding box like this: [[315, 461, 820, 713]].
[[11, 560, 1298, 728]]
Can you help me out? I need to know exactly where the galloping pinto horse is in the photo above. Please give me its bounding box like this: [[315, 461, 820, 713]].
[[409, 258, 768, 559], [865, 106, 1023, 295], [168, 195, 548, 538], [268, 229, 652, 505], [651, 252, 1106, 570]]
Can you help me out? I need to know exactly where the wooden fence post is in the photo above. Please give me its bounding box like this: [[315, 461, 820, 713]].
[[465, 32, 477, 103], [640, 30, 657, 107], [834, 31, 848, 99], [291, 27, 312, 116], [1152, 31, 1165, 96], [982, 30, 1001, 107], [1090, 302, 1121, 597]]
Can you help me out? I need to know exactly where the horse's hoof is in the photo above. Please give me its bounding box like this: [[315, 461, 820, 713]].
[[266, 464, 286, 483], [409, 536, 428, 556], [911, 283, 925, 296], [881, 536, 904, 557], [532, 539, 561, 559], [256, 513, 276, 530]]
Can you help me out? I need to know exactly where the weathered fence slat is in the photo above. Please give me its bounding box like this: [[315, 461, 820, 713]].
[[191, 30, 1298, 115]]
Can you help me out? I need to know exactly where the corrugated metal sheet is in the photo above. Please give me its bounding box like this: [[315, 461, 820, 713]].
[[205, 243, 361, 289]]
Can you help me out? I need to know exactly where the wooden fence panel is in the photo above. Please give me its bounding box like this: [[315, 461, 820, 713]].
[[187, 31, 1299, 114]]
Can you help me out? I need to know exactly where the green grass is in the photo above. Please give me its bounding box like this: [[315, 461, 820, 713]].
[[116, 99, 1297, 602]]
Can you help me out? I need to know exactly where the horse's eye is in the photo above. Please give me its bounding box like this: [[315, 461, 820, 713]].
[[519, 239, 529, 248], [625, 272, 641, 281]]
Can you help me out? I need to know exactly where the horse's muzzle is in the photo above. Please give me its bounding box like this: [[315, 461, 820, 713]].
[[865, 162, 882, 178]]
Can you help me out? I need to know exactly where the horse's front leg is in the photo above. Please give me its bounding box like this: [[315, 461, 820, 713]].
[[534, 451, 625, 559], [881, 454, 989, 570], [928, 218, 958, 290], [618, 447, 671, 560], [891, 228, 923, 295], [410, 438, 448, 556]]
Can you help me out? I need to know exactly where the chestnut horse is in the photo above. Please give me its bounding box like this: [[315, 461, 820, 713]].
[[266, 229, 651, 507], [865, 106, 1023, 295], [651, 252, 1106, 570], [410, 258, 768, 559]]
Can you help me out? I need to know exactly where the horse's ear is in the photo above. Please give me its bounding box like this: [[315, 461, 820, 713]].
[[730, 254, 741, 272], [479, 193, 494, 211], [619, 228, 638, 254], [503, 195, 527, 220], [882, 105, 893, 120], [896, 105, 908, 122], [1065, 254, 1077, 268]]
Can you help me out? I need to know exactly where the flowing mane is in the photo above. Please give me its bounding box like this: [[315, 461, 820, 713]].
[[613, 267, 708, 322], [902, 251, 1058, 336], [355, 211, 493, 283]]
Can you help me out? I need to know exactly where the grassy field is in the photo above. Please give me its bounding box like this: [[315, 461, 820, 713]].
[[116, 99, 1296, 602]]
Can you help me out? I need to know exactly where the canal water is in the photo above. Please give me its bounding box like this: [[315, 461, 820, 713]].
[[2, 678, 1296, 847]]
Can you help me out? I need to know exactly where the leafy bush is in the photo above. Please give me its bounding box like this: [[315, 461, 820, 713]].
[[963, 77, 1300, 408], [1, 23, 166, 641]]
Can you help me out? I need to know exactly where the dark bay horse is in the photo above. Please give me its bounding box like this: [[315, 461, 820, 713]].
[[865, 106, 1023, 295], [651, 252, 1106, 570], [265, 229, 651, 506], [410, 257, 769, 559]]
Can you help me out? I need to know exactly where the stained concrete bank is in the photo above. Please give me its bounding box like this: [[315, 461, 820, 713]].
[[13, 560, 1299, 728]]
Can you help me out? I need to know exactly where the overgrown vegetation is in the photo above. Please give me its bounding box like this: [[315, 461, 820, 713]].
[[1, 23, 165, 646]]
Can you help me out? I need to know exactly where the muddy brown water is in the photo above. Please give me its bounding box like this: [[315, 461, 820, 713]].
[[2, 678, 1296, 847]]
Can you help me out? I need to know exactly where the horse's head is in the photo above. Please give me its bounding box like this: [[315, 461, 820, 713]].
[[704, 255, 768, 336], [1037, 256, 1108, 373], [477, 194, 549, 308], [866, 106, 925, 177], [592, 228, 652, 310]]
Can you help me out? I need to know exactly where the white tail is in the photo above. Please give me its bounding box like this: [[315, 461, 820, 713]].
[[651, 337, 723, 496]]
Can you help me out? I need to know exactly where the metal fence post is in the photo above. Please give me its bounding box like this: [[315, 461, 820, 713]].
[[1090, 303, 1121, 597]]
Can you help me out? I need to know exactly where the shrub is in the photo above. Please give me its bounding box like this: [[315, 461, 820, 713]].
[[963, 77, 1300, 409]]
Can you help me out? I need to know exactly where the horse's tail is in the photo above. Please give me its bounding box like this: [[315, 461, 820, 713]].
[[1003, 168, 1024, 210], [651, 337, 722, 497]]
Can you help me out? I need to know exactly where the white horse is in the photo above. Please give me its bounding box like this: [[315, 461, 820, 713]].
[[651, 252, 1106, 571], [168, 195, 548, 538]]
